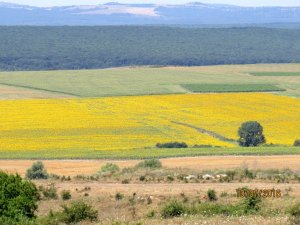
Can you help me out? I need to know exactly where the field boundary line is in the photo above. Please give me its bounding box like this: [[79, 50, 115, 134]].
[[172, 120, 237, 144], [0, 82, 80, 97]]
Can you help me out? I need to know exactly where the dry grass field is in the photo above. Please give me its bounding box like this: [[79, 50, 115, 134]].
[[1, 155, 300, 176], [34, 181, 298, 225], [31, 162, 300, 225]]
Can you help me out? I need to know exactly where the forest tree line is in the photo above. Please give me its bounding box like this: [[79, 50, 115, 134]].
[[0, 26, 300, 71]]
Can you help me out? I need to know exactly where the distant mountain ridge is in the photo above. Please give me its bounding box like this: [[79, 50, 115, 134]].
[[0, 1, 300, 25]]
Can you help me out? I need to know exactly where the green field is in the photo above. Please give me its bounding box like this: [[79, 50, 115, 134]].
[[182, 84, 284, 93], [250, 72, 300, 76], [0, 64, 300, 98], [0, 147, 299, 159]]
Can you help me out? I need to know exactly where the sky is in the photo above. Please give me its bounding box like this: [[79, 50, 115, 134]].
[[3, 0, 300, 7]]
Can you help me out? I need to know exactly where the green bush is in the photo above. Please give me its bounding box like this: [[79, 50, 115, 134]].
[[0, 171, 39, 222], [136, 159, 162, 169], [26, 161, 48, 180], [41, 184, 58, 200], [61, 190, 71, 201], [61, 201, 98, 224], [161, 200, 185, 218], [294, 139, 300, 146], [156, 142, 188, 148], [194, 202, 242, 216], [288, 203, 300, 225], [239, 188, 262, 214], [99, 163, 120, 175], [37, 210, 62, 225], [207, 189, 218, 201], [238, 121, 266, 147], [0, 215, 38, 225]]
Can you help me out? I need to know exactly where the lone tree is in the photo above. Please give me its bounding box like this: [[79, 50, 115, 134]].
[[238, 121, 266, 147]]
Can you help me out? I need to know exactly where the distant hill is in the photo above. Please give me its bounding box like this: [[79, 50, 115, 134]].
[[0, 26, 300, 71], [0, 2, 300, 25]]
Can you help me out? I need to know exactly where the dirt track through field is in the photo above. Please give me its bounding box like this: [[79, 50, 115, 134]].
[[1, 155, 299, 176], [172, 120, 237, 143], [0, 84, 75, 99]]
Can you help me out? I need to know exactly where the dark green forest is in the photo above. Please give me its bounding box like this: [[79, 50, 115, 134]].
[[0, 26, 300, 71]]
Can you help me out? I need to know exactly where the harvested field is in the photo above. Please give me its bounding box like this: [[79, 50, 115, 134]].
[[1, 155, 300, 176], [0, 84, 75, 99]]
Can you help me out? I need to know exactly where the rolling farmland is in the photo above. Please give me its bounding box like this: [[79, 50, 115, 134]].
[[0, 64, 299, 158], [0, 23, 300, 225], [0, 93, 299, 157], [0, 64, 299, 98], [0, 64, 300, 225]]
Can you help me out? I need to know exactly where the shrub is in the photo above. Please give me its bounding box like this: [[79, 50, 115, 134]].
[[195, 202, 242, 216], [99, 163, 120, 175], [61, 190, 71, 201], [242, 168, 256, 179], [48, 174, 60, 180], [38, 210, 62, 225], [0, 171, 39, 222], [136, 159, 162, 169], [156, 142, 188, 148], [122, 179, 130, 184], [220, 192, 228, 198], [147, 210, 155, 218], [39, 201, 98, 225], [26, 161, 48, 180], [238, 121, 266, 147], [0, 215, 38, 225], [207, 189, 217, 201], [241, 196, 261, 213], [288, 203, 300, 225], [60, 175, 71, 182], [115, 192, 124, 201], [161, 200, 185, 218], [41, 184, 58, 200], [61, 201, 98, 224], [147, 196, 153, 204], [294, 139, 300, 146], [239, 188, 262, 214], [225, 170, 237, 182]]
